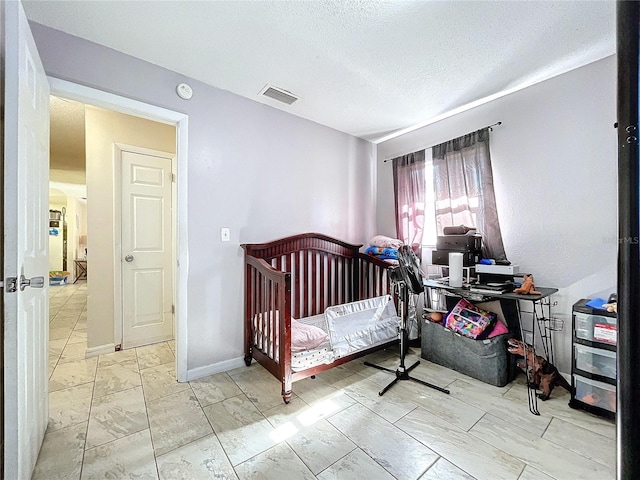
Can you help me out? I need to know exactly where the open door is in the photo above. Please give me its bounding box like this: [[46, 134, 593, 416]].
[[3, 1, 50, 478]]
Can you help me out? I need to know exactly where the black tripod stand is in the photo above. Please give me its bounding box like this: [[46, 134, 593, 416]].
[[364, 261, 450, 397]]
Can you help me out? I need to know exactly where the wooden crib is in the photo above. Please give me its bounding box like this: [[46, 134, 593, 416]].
[[242, 233, 397, 403]]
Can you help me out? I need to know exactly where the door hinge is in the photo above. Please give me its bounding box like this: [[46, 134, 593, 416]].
[[171, 173, 176, 183], [172, 304, 175, 314], [5, 277, 18, 293]]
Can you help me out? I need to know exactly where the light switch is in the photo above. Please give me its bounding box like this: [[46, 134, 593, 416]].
[[220, 227, 230, 242]]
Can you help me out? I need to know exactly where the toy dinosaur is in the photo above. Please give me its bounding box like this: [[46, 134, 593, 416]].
[[513, 274, 541, 295], [507, 338, 571, 400]]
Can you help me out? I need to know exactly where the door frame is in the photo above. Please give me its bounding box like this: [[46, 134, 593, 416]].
[[49, 77, 189, 382], [114, 143, 177, 349]]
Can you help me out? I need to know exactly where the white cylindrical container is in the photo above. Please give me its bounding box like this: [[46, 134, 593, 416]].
[[449, 252, 464, 287]]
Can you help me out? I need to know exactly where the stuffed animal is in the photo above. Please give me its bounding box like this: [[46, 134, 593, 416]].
[[603, 302, 617, 314], [513, 274, 541, 295], [507, 338, 571, 400]]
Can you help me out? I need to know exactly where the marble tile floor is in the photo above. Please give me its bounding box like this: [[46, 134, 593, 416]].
[[35, 282, 616, 479]]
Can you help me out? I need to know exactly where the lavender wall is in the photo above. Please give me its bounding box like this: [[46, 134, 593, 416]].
[[31, 23, 376, 373], [377, 56, 617, 374]]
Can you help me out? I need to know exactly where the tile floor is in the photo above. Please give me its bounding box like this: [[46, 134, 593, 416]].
[[35, 281, 617, 480]]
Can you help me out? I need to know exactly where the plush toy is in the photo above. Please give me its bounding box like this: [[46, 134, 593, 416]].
[[513, 274, 541, 295], [603, 302, 617, 314]]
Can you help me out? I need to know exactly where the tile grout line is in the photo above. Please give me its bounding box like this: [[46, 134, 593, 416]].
[[135, 347, 164, 480], [78, 347, 99, 480]]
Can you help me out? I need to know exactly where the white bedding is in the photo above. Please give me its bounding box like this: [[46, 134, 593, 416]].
[[254, 295, 400, 372], [292, 295, 399, 371], [325, 295, 399, 358], [292, 314, 334, 372]]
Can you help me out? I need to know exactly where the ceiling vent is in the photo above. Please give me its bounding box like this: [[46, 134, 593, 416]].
[[260, 85, 299, 105]]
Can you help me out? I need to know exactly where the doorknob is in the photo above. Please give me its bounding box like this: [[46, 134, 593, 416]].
[[20, 275, 45, 291], [125, 254, 134, 262]]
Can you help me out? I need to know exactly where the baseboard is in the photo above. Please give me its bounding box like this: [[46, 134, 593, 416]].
[[85, 343, 115, 358], [187, 356, 246, 381]]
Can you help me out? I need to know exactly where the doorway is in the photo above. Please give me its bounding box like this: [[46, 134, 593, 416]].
[[48, 78, 189, 382]]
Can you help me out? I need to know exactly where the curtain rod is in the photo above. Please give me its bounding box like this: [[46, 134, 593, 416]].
[[383, 121, 502, 163]]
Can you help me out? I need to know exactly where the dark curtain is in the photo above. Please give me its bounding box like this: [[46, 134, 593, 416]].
[[392, 150, 426, 257], [432, 129, 507, 262]]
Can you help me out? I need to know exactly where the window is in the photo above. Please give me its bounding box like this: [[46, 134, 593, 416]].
[[422, 128, 507, 262]]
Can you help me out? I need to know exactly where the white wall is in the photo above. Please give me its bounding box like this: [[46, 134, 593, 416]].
[[63, 197, 80, 281], [72, 198, 88, 262], [377, 56, 617, 374], [31, 23, 377, 374], [48, 197, 87, 280], [48, 201, 65, 272]]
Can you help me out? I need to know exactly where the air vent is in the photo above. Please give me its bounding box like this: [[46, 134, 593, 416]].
[[260, 85, 299, 105]]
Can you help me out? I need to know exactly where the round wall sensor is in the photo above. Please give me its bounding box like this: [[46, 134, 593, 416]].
[[176, 83, 193, 100]]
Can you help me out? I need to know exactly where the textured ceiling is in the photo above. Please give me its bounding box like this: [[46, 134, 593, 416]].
[[25, 1, 615, 142]]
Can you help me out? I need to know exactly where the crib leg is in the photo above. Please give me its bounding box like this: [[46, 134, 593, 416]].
[[244, 355, 252, 367], [282, 374, 293, 403]]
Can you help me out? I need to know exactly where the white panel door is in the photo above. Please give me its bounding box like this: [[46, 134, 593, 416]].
[[3, 1, 50, 478], [121, 149, 173, 348]]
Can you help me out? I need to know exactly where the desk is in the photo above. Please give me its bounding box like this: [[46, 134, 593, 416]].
[[74, 259, 87, 283], [424, 279, 559, 415]]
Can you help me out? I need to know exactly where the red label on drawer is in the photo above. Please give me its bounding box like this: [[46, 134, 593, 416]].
[[594, 323, 617, 344]]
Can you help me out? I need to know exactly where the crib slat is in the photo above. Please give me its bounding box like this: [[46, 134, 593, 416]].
[[341, 257, 347, 304], [346, 257, 353, 302], [294, 252, 300, 319], [310, 251, 317, 316], [252, 268, 258, 346], [271, 279, 277, 361], [318, 252, 324, 312], [269, 277, 274, 358], [328, 254, 332, 310], [262, 275, 268, 353]]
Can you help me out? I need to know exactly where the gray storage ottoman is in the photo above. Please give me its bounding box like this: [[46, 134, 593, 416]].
[[421, 319, 516, 387]]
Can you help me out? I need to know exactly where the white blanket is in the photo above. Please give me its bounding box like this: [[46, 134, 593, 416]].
[[324, 295, 399, 358]]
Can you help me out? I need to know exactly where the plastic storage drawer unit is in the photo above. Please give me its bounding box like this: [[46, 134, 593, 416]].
[[574, 375, 616, 413], [574, 312, 617, 345], [574, 344, 617, 380]]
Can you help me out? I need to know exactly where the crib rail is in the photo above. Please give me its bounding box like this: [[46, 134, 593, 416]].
[[244, 255, 291, 379]]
